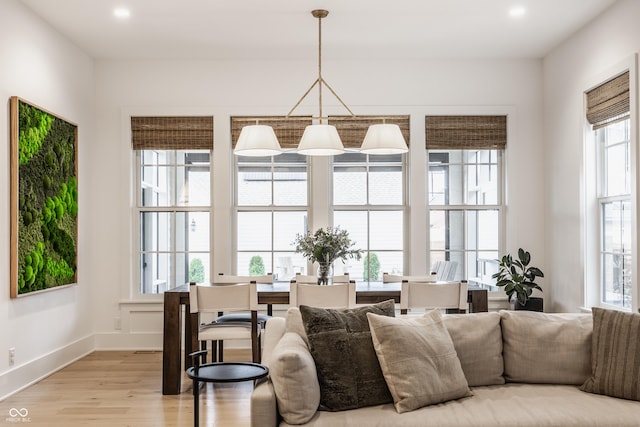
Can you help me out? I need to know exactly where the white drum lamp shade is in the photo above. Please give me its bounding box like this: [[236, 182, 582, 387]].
[[360, 124, 408, 154], [234, 125, 282, 156], [296, 124, 345, 156]]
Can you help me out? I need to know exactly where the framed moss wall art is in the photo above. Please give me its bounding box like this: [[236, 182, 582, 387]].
[[10, 97, 78, 298]]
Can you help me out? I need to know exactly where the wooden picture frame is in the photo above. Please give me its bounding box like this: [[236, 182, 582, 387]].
[[10, 97, 78, 297]]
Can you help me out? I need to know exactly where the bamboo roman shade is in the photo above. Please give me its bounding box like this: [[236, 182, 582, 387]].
[[131, 116, 214, 150], [329, 116, 411, 149], [586, 71, 630, 130], [425, 116, 507, 150], [231, 117, 312, 150]]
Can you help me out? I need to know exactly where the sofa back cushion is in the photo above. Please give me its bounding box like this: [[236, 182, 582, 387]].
[[501, 310, 592, 384], [444, 312, 505, 386]]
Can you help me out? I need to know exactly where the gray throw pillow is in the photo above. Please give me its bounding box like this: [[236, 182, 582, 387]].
[[299, 299, 395, 411], [581, 307, 640, 401]]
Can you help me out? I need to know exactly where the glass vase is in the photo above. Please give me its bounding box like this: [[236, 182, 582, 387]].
[[316, 263, 334, 285]]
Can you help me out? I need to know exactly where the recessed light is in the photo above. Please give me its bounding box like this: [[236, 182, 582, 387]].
[[509, 6, 526, 18], [113, 7, 131, 19]]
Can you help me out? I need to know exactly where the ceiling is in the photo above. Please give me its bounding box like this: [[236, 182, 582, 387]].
[[19, 0, 617, 61]]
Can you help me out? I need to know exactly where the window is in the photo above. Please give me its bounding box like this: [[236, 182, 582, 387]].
[[132, 116, 213, 295], [136, 150, 211, 294], [333, 152, 405, 281], [428, 150, 502, 282], [597, 119, 631, 309], [586, 71, 633, 310], [235, 152, 308, 282], [426, 115, 506, 284]]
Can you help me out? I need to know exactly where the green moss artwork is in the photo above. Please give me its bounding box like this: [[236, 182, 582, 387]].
[[10, 97, 78, 297]]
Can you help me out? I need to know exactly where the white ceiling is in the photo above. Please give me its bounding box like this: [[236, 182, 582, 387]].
[[19, 0, 617, 61]]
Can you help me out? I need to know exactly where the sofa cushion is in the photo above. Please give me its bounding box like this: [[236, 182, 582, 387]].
[[278, 384, 640, 427], [367, 310, 472, 413], [581, 307, 640, 401], [269, 332, 320, 425], [299, 300, 395, 411], [501, 310, 592, 384], [285, 307, 308, 345], [444, 312, 505, 386]]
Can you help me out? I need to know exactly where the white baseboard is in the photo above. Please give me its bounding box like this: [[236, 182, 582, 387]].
[[0, 334, 94, 401], [94, 331, 163, 350]]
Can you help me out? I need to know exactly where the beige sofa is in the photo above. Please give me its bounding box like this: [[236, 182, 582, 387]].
[[251, 309, 640, 427]]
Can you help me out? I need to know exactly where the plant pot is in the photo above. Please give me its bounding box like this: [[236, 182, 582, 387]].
[[514, 296, 544, 312]]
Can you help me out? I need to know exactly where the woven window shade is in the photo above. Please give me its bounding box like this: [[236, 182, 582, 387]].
[[586, 71, 630, 130], [329, 116, 410, 149], [425, 116, 507, 150], [231, 117, 312, 150], [131, 116, 213, 150]]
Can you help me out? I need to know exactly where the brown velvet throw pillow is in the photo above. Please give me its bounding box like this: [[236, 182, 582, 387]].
[[300, 299, 395, 411], [580, 307, 640, 401]]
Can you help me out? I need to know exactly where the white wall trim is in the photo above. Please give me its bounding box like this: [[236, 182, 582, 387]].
[[0, 334, 94, 401]]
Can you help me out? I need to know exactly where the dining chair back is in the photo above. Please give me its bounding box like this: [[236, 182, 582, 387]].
[[382, 272, 437, 283], [290, 280, 356, 308], [293, 272, 352, 285], [400, 280, 468, 314], [189, 282, 261, 363], [211, 274, 272, 339], [214, 273, 274, 284]]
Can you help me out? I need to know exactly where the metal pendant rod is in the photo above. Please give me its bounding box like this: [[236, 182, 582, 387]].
[[285, 9, 355, 120]]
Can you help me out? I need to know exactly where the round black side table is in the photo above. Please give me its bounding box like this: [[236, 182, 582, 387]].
[[186, 351, 269, 427]]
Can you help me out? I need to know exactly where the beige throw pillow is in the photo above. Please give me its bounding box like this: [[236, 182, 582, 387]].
[[367, 310, 472, 413], [269, 332, 320, 424], [444, 312, 505, 386], [501, 310, 592, 384], [581, 307, 640, 401]]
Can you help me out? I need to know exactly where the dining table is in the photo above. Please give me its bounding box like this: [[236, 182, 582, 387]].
[[162, 281, 488, 395]]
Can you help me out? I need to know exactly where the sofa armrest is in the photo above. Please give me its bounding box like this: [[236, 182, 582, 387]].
[[251, 377, 278, 427], [251, 316, 285, 427]]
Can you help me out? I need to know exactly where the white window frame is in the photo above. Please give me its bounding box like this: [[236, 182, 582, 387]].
[[133, 149, 211, 298], [427, 149, 505, 285], [584, 58, 638, 314], [331, 153, 408, 280], [233, 153, 310, 282]]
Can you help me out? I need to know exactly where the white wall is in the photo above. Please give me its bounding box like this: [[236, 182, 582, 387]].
[[91, 57, 544, 346], [543, 0, 640, 312], [0, 0, 94, 399]]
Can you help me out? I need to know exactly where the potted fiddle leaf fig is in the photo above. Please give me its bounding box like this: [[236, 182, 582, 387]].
[[492, 248, 544, 311]]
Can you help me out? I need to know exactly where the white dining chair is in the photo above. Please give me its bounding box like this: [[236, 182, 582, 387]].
[[400, 280, 468, 315], [189, 282, 261, 363]]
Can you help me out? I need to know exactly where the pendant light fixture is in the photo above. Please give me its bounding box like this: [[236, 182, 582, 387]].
[[233, 9, 408, 156]]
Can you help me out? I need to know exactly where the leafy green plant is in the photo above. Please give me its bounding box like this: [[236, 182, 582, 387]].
[[248, 256, 266, 276], [189, 258, 205, 283], [293, 226, 363, 265], [363, 252, 380, 281], [492, 248, 544, 306]]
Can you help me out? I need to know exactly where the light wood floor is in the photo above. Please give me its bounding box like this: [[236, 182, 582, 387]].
[[0, 350, 254, 427]]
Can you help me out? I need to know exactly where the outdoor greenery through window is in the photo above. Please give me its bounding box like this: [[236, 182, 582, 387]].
[[136, 150, 210, 294], [597, 118, 632, 309], [428, 150, 502, 284], [235, 152, 308, 282], [332, 152, 405, 281]]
